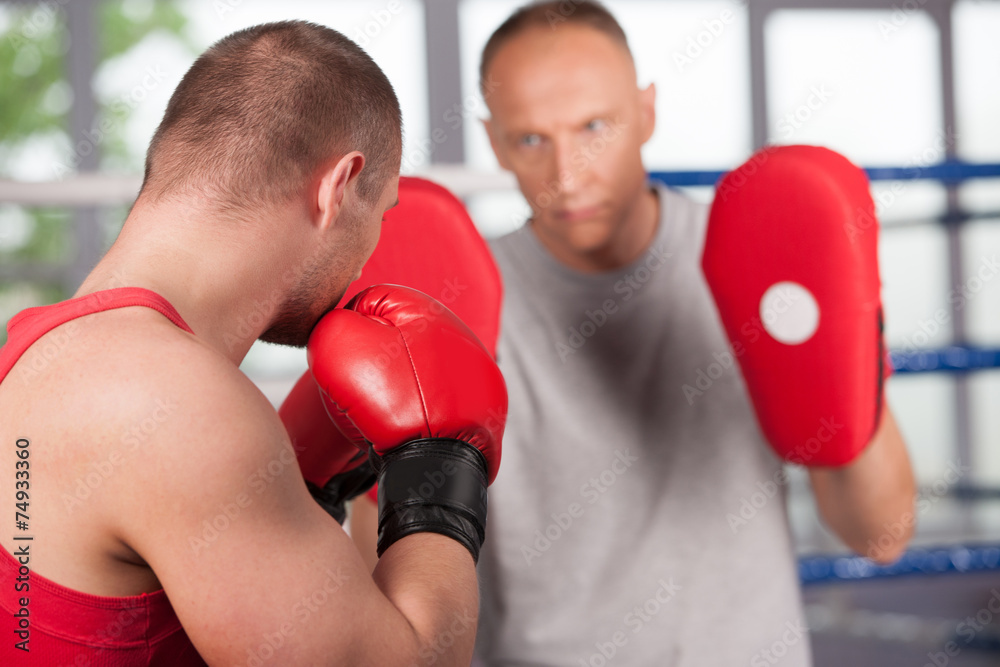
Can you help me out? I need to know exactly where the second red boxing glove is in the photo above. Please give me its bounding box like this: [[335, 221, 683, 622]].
[[279, 371, 375, 524]]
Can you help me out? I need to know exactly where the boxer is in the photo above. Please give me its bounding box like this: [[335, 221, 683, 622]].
[[0, 21, 504, 666]]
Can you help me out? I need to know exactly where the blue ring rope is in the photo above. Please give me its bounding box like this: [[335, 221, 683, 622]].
[[891, 347, 1000, 373], [799, 543, 1000, 585], [649, 160, 1000, 187]]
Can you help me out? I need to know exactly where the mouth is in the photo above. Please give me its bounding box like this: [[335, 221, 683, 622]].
[[555, 205, 603, 222]]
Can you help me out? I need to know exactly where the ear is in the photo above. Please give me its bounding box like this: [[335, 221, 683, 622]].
[[638, 82, 656, 145], [316, 151, 366, 231], [483, 117, 512, 171]]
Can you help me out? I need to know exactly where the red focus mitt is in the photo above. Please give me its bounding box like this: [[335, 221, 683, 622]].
[[702, 145, 888, 466]]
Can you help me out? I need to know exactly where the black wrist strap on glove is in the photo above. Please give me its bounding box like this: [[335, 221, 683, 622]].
[[306, 454, 377, 525], [373, 439, 489, 563]]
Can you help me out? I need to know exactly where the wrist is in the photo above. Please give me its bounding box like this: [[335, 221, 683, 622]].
[[305, 453, 376, 524], [372, 439, 489, 562]]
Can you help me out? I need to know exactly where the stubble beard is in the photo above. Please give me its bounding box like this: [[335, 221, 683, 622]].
[[258, 245, 351, 348]]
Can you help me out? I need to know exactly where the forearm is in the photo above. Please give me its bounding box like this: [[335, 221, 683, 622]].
[[808, 406, 916, 563], [373, 533, 480, 666]]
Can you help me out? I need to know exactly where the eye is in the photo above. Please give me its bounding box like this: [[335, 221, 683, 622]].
[[519, 133, 542, 148], [584, 119, 606, 132]]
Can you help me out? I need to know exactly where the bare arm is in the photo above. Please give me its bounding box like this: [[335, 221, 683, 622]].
[[808, 405, 916, 564], [349, 494, 381, 574], [120, 362, 478, 666]]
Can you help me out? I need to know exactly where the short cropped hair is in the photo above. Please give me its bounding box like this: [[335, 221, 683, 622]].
[[143, 21, 401, 212], [480, 1, 631, 94]]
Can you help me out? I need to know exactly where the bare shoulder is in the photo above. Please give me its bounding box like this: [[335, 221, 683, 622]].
[[77, 310, 304, 552], [9, 302, 295, 512], [83, 308, 290, 479], [3, 303, 279, 465], [0, 305, 296, 592]]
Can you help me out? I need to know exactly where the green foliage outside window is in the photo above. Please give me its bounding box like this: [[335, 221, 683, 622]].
[[0, 1, 194, 343]]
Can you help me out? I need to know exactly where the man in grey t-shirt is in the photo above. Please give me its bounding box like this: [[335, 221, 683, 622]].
[[472, 2, 916, 665]]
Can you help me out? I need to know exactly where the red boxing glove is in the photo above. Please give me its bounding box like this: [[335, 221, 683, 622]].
[[703, 145, 887, 466], [279, 372, 374, 524], [308, 284, 507, 560], [339, 176, 505, 506]]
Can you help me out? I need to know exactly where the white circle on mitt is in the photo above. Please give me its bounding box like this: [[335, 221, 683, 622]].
[[759, 281, 819, 345]]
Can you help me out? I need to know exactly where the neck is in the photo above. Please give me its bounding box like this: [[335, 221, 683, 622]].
[[77, 200, 298, 364]]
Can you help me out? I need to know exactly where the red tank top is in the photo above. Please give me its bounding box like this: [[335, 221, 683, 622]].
[[0, 288, 207, 666]]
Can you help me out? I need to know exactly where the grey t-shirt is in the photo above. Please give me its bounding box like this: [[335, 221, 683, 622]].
[[475, 185, 811, 666]]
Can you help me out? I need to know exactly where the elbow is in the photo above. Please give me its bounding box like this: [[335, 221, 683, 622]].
[[864, 538, 910, 566], [855, 520, 914, 565]]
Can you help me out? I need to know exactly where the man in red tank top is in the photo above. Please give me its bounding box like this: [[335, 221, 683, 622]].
[[0, 20, 499, 666]]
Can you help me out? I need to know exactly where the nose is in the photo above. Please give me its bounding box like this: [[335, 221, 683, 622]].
[[552, 136, 580, 197]]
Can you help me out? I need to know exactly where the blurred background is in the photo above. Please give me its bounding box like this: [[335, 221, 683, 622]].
[[0, 0, 998, 664]]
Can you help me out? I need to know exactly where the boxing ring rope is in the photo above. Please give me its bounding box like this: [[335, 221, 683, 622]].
[[799, 544, 1000, 585], [3, 158, 1000, 203], [891, 346, 1000, 373], [646, 160, 1000, 187], [2, 161, 1000, 588]]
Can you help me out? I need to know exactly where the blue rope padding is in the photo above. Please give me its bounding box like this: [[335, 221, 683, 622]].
[[648, 170, 727, 187], [891, 347, 1000, 373], [648, 161, 1000, 187], [863, 161, 1000, 184], [799, 544, 1000, 585]]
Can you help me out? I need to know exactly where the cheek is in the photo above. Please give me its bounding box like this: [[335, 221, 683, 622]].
[[357, 217, 381, 265], [367, 218, 382, 255], [509, 152, 554, 184], [514, 175, 551, 211], [595, 137, 643, 187]]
